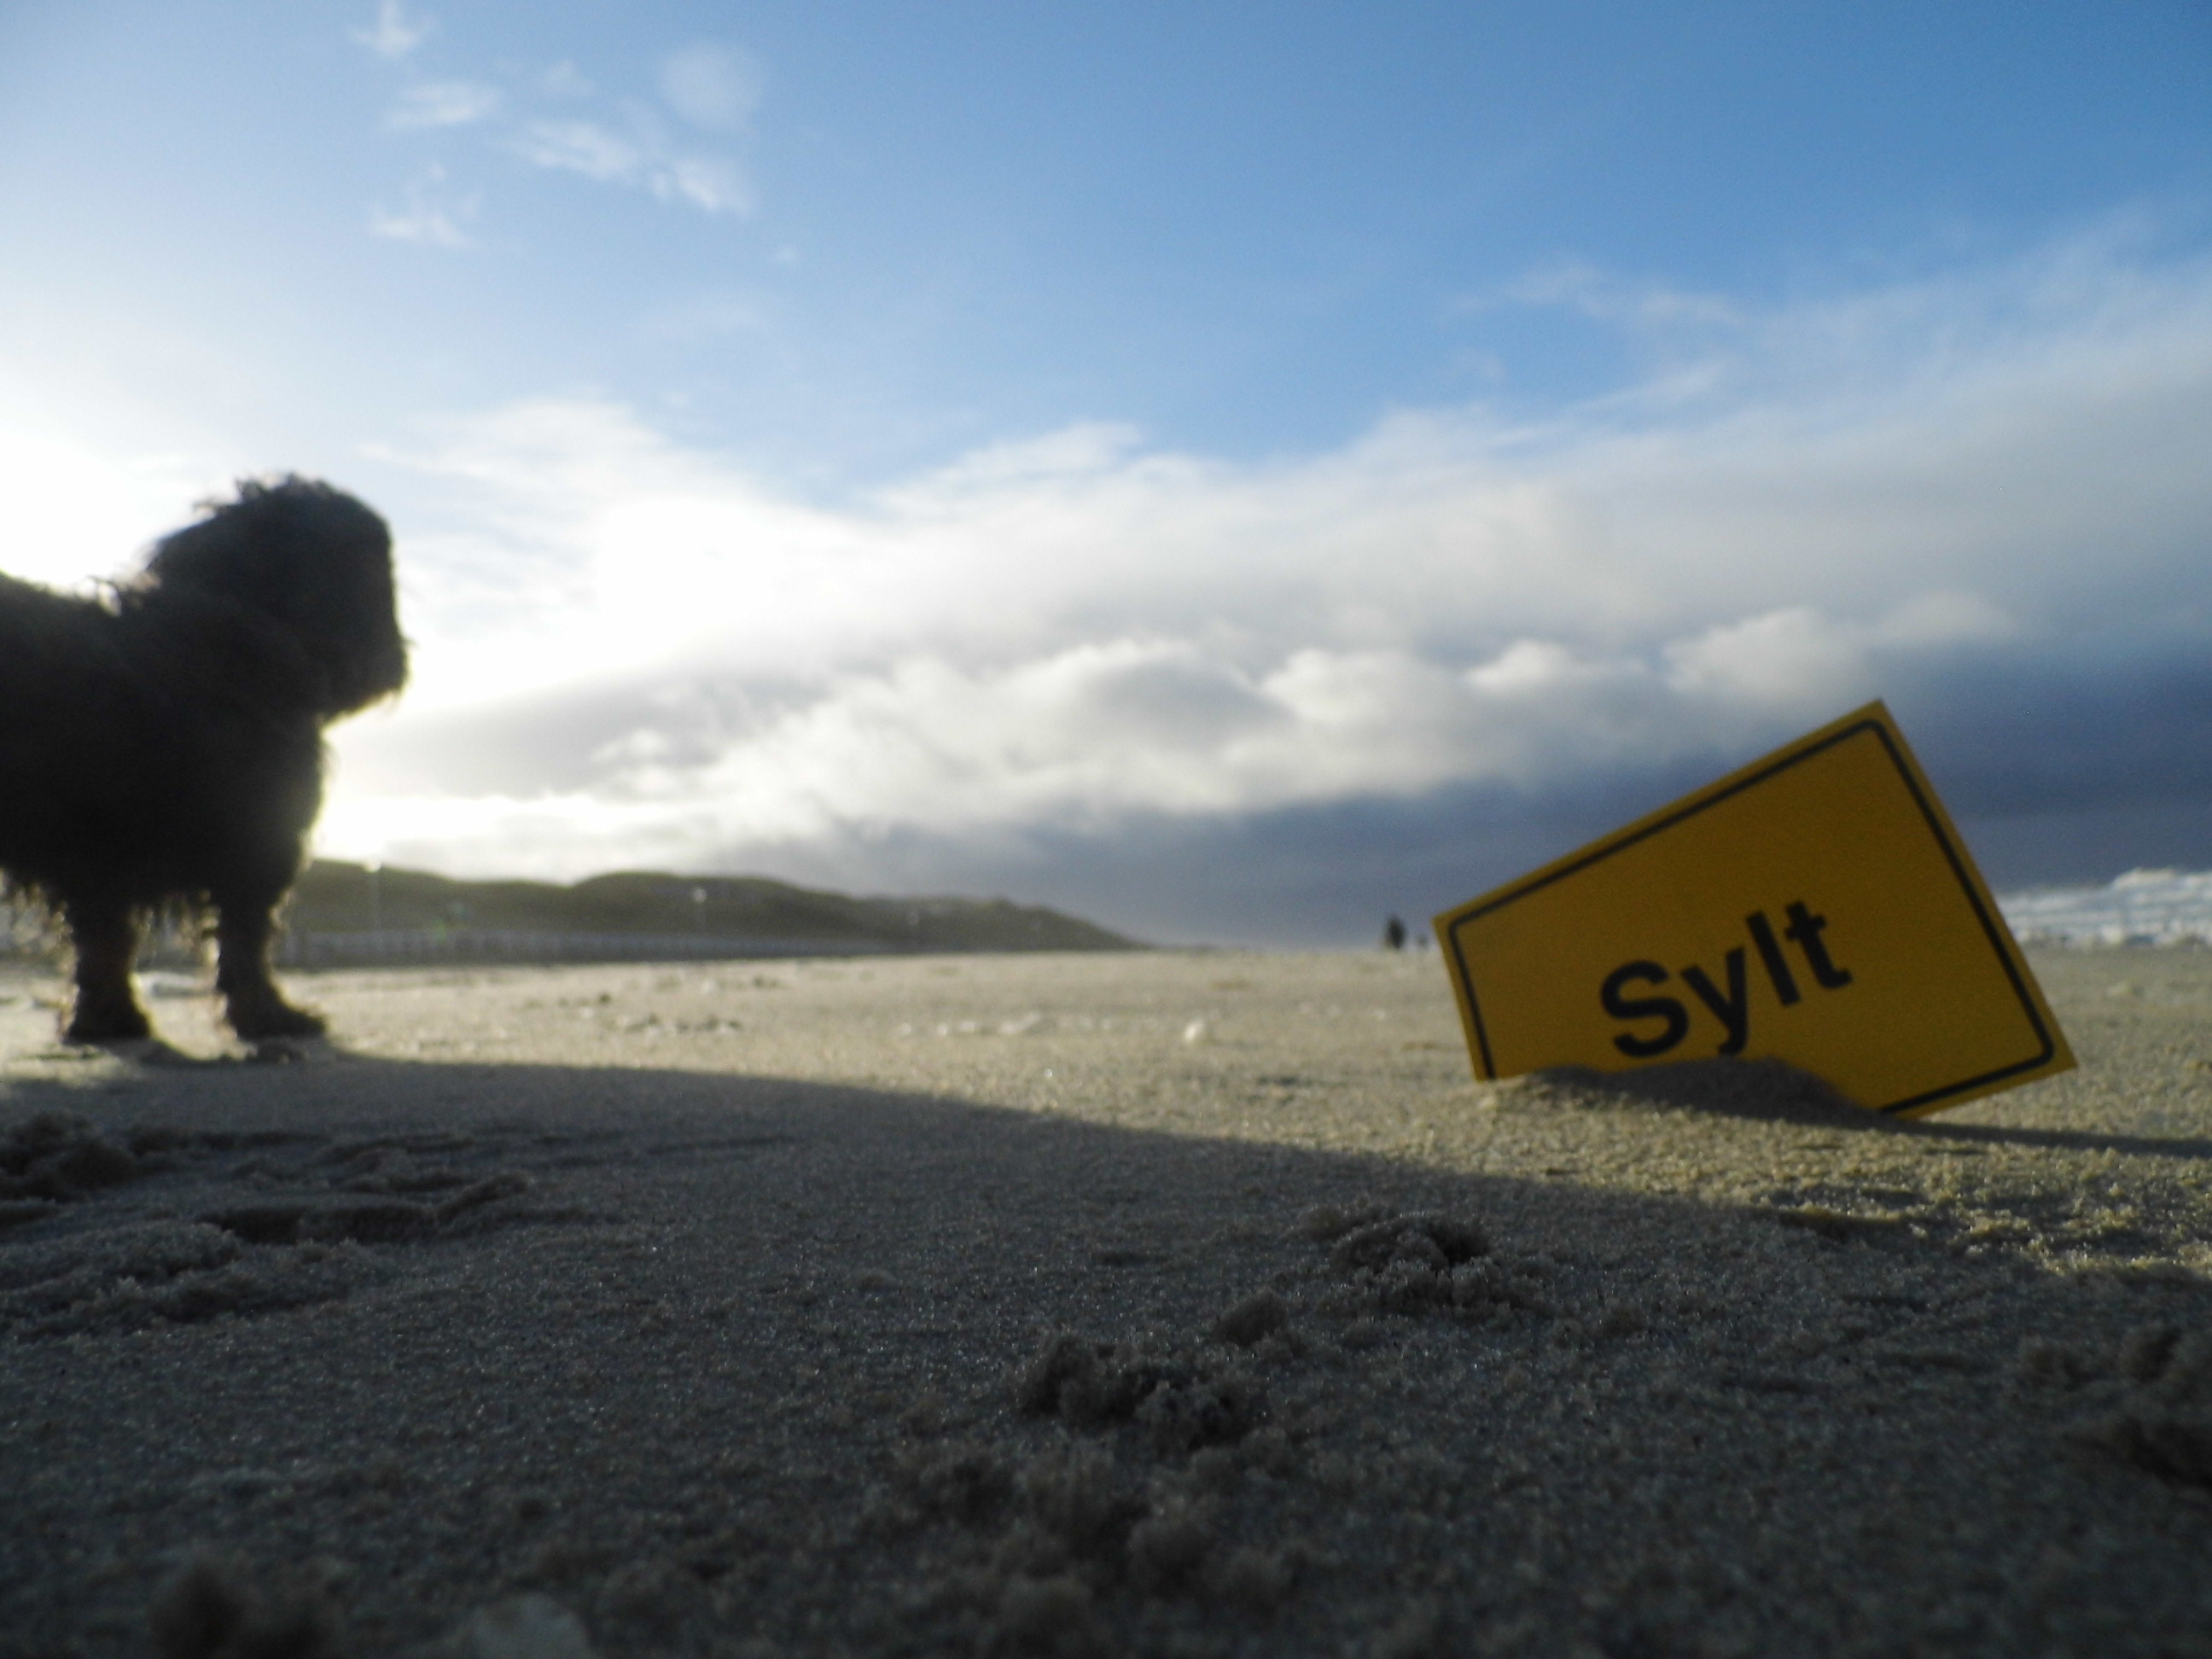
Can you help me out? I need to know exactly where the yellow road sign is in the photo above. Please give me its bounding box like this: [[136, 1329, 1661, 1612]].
[[1433, 701, 2073, 1117]]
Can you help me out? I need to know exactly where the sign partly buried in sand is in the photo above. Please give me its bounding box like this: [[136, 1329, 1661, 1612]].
[[1434, 701, 2073, 1117]]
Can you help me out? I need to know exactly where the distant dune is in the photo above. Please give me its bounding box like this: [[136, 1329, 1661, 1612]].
[[280, 860, 1144, 963]]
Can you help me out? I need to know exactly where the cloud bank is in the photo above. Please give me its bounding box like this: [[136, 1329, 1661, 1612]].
[[314, 229, 2212, 940]]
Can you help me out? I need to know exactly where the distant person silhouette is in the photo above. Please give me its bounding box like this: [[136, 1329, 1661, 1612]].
[[1382, 915, 1407, 951]]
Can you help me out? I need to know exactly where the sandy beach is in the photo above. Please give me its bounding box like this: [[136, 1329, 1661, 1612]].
[[3, 944, 2209, 1657]]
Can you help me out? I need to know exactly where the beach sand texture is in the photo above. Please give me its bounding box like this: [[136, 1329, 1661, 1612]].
[[3, 946, 2209, 1657]]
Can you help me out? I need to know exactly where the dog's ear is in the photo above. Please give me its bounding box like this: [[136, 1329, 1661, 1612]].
[[145, 476, 409, 716]]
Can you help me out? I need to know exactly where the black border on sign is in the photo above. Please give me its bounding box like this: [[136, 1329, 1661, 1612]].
[[1441, 718, 2058, 1115]]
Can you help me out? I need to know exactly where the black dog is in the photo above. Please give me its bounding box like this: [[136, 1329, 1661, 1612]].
[[0, 476, 406, 1043]]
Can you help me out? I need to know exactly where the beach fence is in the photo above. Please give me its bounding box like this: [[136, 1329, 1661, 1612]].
[[276, 928, 894, 968], [2, 898, 201, 967]]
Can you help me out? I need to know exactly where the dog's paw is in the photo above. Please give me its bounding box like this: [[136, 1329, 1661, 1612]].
[[60, 1006, 153, 1045], [224, 1001, 328, 1041]]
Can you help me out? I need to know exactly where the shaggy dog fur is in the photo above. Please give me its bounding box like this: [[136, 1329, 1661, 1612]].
[[0, 476, 406, 1043]]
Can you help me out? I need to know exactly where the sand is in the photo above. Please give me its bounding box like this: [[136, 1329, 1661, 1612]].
[[2, 945, 2209, 1658]]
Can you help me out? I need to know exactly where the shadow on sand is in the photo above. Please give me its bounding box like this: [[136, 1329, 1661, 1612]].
[[1, 1050, 2209, 1658], [1550, 1055, 2212, 1161]]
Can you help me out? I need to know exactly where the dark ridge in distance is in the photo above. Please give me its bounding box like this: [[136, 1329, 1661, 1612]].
[[283, 861, 1146, 958]]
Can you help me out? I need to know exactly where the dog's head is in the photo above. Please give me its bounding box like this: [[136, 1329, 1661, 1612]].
[[142, 475, 409, 718]]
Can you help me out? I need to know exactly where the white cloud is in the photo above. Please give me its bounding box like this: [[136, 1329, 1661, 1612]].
[[369, 202, 469, 247], [506, 118, 752, 216], [509, 119, 643, 183], [351, 0, 433, 61], [1662, 608, 1871, 712], [370, 165, 476, 247], [659, 44, 762, 131], [361, 38, 758, 224], [652, 153, 752, 215], [387, 80, 501, 130], [320, 231, 2212, 897], [1489, 259, 1743, 329]]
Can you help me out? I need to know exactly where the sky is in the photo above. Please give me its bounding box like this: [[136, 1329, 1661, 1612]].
[[3, 1, 2209, 945]]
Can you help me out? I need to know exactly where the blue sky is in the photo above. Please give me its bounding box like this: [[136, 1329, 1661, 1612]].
[[3, 2, 2210, 942]]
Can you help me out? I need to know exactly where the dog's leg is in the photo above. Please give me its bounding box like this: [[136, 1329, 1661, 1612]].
[[214, 899, 326, 1039], [62, 898, 153, 1043]]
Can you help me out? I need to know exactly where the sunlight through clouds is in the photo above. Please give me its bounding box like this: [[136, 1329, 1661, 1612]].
[[0, 429, 228, 591], [9, 8, 2205, 938], [317, 231, 2212, 915]]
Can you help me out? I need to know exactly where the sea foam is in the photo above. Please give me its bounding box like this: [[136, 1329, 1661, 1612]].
[[2000, 869, 2212, 947]]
